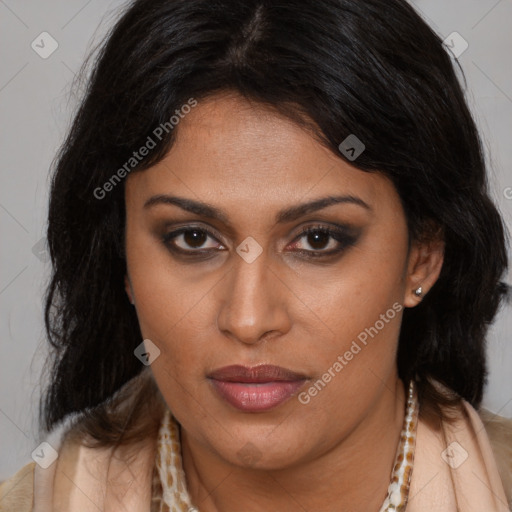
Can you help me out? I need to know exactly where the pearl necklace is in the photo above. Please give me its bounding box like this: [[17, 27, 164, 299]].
[[152, 380, 419, 512]]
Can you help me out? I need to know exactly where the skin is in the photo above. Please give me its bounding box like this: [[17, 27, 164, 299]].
[[124, 92, 444, 511]]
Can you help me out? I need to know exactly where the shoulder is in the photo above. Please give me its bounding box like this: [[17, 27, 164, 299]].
[[478, 406, 512, 507], [417, 379, 512, 506], [0, 461, 36, 512], [0, 425, 158, 512], [410, 392, 512, 511], [0, 427, 101, 512], [0, 369, 165, 512], [450, 400, 512, 509]]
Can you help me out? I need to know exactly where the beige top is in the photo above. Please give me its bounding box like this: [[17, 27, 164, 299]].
[[1, 394, 511, 511]]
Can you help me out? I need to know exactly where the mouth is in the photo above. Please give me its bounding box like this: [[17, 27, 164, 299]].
[[207, 364, 308, 412]]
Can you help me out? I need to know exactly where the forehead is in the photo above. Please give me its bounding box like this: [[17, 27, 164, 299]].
[[125, 93, 398, 220]]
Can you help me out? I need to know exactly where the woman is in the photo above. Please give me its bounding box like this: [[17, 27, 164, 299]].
[[1, 0, 511, 510]]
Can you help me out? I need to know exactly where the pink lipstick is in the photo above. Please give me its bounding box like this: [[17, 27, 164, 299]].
[[207, 364, 307, 412]]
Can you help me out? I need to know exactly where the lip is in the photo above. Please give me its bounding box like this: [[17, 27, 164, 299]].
[[208, 364, 307, 382], [207, 364, 308, 412]]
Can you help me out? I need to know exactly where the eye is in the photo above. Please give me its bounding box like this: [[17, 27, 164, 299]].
[[162, 223, 358, 259], [288, 224, 357, 257], [163, 227, 224, 254]]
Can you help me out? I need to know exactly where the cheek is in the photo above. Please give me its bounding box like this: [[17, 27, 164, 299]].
[[290, 267, 405, 427], [131, 267, 215, 369], [130, 265, 215, 414], [296, 225, 407, 340], [298, 271, 404, 385], [124, 224, 211, 376], [292, 230, 408, 402]]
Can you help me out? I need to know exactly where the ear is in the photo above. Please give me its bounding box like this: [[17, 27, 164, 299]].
[[403, 227, 445, 308], [124, 275, 135, 305]]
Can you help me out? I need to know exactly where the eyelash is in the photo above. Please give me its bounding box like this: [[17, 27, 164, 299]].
[[291, 225, 357, 257], [162, 224, 357, 259]]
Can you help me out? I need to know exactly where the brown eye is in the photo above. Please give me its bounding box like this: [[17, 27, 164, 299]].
[[289, 224, 358, 257], [182, 229, 208, 248], [163, 227, 223, 254], [304, 230, 331, 250]]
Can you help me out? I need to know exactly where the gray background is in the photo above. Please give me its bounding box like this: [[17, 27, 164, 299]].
[[1, 0, 511, 480]]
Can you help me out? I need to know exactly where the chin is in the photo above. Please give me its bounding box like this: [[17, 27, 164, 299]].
[[214, 427, 312, 471]]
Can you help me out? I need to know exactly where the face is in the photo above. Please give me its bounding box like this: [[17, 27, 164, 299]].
[[124, 93, 440, 471]]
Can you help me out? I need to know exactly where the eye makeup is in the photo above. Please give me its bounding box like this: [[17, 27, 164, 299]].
[[159, 221, 361, 262]]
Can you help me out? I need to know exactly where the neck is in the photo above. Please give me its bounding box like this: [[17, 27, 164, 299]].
[[181, 375, 406, 512]]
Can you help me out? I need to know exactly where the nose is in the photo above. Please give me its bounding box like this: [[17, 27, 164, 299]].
[[216, 251, 292, 346]]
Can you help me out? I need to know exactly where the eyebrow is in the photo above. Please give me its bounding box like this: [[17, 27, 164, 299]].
[[143, 194, 371, 225]]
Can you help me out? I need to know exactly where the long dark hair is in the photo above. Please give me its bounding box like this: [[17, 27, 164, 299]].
[[41, 0, 509, 443]]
